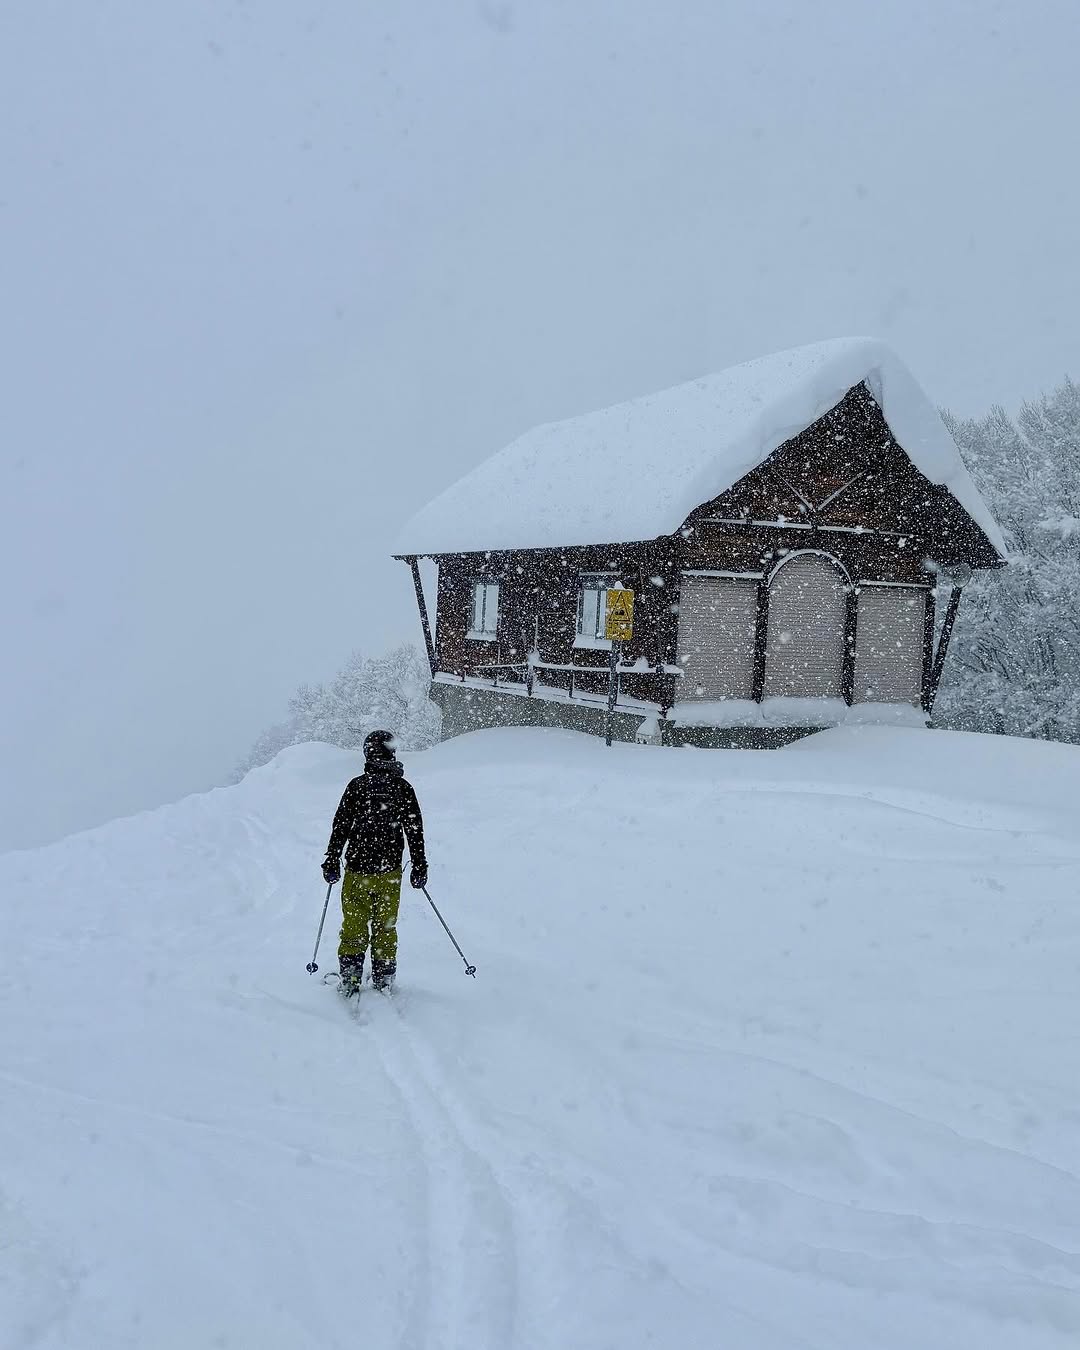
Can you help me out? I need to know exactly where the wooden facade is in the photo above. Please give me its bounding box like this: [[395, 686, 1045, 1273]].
[[399, 384, 1002, 734]]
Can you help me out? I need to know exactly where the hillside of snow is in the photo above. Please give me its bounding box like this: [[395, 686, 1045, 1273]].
[[2, 726, 1079, 1349]]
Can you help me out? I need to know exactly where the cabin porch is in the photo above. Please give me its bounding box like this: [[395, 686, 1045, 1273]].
[[430, 669, 928, 749]]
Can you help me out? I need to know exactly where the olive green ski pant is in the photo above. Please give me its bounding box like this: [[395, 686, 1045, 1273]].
[[338, 870, 402, 967]]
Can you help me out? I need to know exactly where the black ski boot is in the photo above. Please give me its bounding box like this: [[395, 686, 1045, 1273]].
[[339, 953, 365, 998], [371, 958, 396, 993]]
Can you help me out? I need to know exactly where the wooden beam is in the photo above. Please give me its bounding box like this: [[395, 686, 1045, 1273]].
[[841, 584, 857, 705], [403, 555, 437, 677], [925, 584, 964, 714], [814, 471, 869, 514], [702, 517, 928, 543], [920, 586, 937, 713], [751, 578, 769, 703]]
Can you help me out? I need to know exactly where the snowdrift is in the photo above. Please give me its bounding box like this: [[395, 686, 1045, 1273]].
[[2, 726, 1079, 1349]]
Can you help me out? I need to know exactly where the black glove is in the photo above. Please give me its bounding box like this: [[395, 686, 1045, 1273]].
[[409, 861, 428, 890], [322, 857, 341, 885]]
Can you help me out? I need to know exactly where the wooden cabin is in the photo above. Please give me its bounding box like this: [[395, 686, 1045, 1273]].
[[395, 338, 1006, 747]]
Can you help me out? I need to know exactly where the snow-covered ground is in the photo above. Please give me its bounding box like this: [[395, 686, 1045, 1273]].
[[2, 725, 1079, 1350]]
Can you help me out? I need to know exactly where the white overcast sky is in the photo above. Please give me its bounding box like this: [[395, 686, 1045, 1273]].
[[2, 0, 1078, 850]]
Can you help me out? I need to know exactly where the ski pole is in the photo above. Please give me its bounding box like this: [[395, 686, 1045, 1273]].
[[421, 887, 477, 977], [306, 882, 335, 973]]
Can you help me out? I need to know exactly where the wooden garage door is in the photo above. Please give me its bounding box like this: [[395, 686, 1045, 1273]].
[[676, 576, 758, 700], [853, 584, 927, 704], [763, 553, 847, 699]]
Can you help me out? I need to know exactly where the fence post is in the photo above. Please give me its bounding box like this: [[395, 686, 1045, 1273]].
[[605, 641, 620, 746]]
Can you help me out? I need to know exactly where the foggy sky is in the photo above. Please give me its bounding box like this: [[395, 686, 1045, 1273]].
[[3, 0, 1078, 851]]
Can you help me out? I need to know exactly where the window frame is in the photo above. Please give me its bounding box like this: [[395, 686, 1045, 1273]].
[[466, 580, 500, 641], [574, 572, 623, 650]]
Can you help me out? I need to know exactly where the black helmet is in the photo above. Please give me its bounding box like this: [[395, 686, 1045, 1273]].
[[363, 729, 397, 762]]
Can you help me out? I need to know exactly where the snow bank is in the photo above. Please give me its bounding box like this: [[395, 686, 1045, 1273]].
[[2, 726, 1078, 1349], [398, 337, 1007, 557], [669, 696, 929, 729]]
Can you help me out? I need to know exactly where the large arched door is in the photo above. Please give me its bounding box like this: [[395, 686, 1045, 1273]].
[[763, 553, 847, 699]]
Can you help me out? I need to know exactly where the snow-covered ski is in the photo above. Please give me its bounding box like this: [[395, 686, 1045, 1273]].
[[322, 970, 399, 1014]]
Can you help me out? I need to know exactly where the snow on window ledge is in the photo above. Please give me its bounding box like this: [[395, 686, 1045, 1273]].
[[465, 630, 498, 642], [573, 634, 613, 651]]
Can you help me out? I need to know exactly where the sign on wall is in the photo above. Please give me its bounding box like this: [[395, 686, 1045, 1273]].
[[605, 588, 635, 641]]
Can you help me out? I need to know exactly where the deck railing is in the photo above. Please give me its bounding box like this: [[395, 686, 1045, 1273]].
[[470, 651, 682, 705]]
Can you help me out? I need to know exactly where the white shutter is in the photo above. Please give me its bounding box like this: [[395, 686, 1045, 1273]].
[[676, 576, 758, 700], [485, 583, 500, 636], [471, 583, 485, 634], [579, 587, 600, 639], [854, 585, 926, 704], [764, 554, 846, 699]]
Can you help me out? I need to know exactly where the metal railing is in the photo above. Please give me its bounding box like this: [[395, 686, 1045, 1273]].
[[470, 650, 682, 704]]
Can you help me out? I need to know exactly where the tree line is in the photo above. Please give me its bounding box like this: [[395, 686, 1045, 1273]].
[[938, 374, 1079, 744], [231, 643, 441, 781]]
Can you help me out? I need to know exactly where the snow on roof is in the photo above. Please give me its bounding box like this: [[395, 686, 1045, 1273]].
[[397, 337, 1006, 557]]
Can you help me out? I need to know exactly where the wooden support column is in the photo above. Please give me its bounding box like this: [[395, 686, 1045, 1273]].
[[925, 584, 964, 714], [841, 584, 858, 705], [751, 578, 769, 703], [403, 555, 437, 677], [920, 587, 937, 713]]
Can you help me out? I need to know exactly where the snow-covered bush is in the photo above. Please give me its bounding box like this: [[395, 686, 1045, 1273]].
[[937, 377, 1080, 743], [234, 643, 440, 779]]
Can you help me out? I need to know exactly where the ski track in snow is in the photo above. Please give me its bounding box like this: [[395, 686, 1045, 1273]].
[[365, 992, 523, 1349], [1, 726, 1079, 1349]]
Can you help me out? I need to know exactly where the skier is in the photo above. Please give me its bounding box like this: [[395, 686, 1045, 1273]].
[[321, 730, 428, 995]]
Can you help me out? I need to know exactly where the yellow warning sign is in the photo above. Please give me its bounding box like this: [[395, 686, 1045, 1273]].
[[604, 588, 634, 641]]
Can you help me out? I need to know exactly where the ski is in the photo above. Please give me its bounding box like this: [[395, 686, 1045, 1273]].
[[323, 970, 361, 1004]]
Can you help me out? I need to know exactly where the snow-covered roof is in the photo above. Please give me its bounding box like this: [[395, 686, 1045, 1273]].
[[397, 337, 1006, 558]]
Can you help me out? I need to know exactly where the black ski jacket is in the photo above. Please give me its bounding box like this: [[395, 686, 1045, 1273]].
[[324, 760, 426, 877]]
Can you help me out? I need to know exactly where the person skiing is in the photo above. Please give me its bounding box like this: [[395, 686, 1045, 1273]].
[[321, 730, 427, 995]]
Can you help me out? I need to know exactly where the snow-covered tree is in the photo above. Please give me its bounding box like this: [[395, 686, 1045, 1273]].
[[232, 720, 298, 780], [233, 643, 441, 779], [937, 377, 1080, 743]]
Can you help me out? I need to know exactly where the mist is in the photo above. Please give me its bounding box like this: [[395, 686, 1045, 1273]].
[[3, 0, 1078, 851]]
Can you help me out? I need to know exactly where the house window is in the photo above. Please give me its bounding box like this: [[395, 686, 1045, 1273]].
[[468, 581, 499, 639], [576, 574, 621, 648]]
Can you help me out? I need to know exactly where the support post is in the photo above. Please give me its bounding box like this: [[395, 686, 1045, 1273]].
[[925, 584, 964, 714], [920, 586, 937, 713], [605, 641, 620, 746], [751, 578, 769, 703], [528, 616, 538, 696], [841, 584, 858, 705], [404, 555, 436, 677]]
